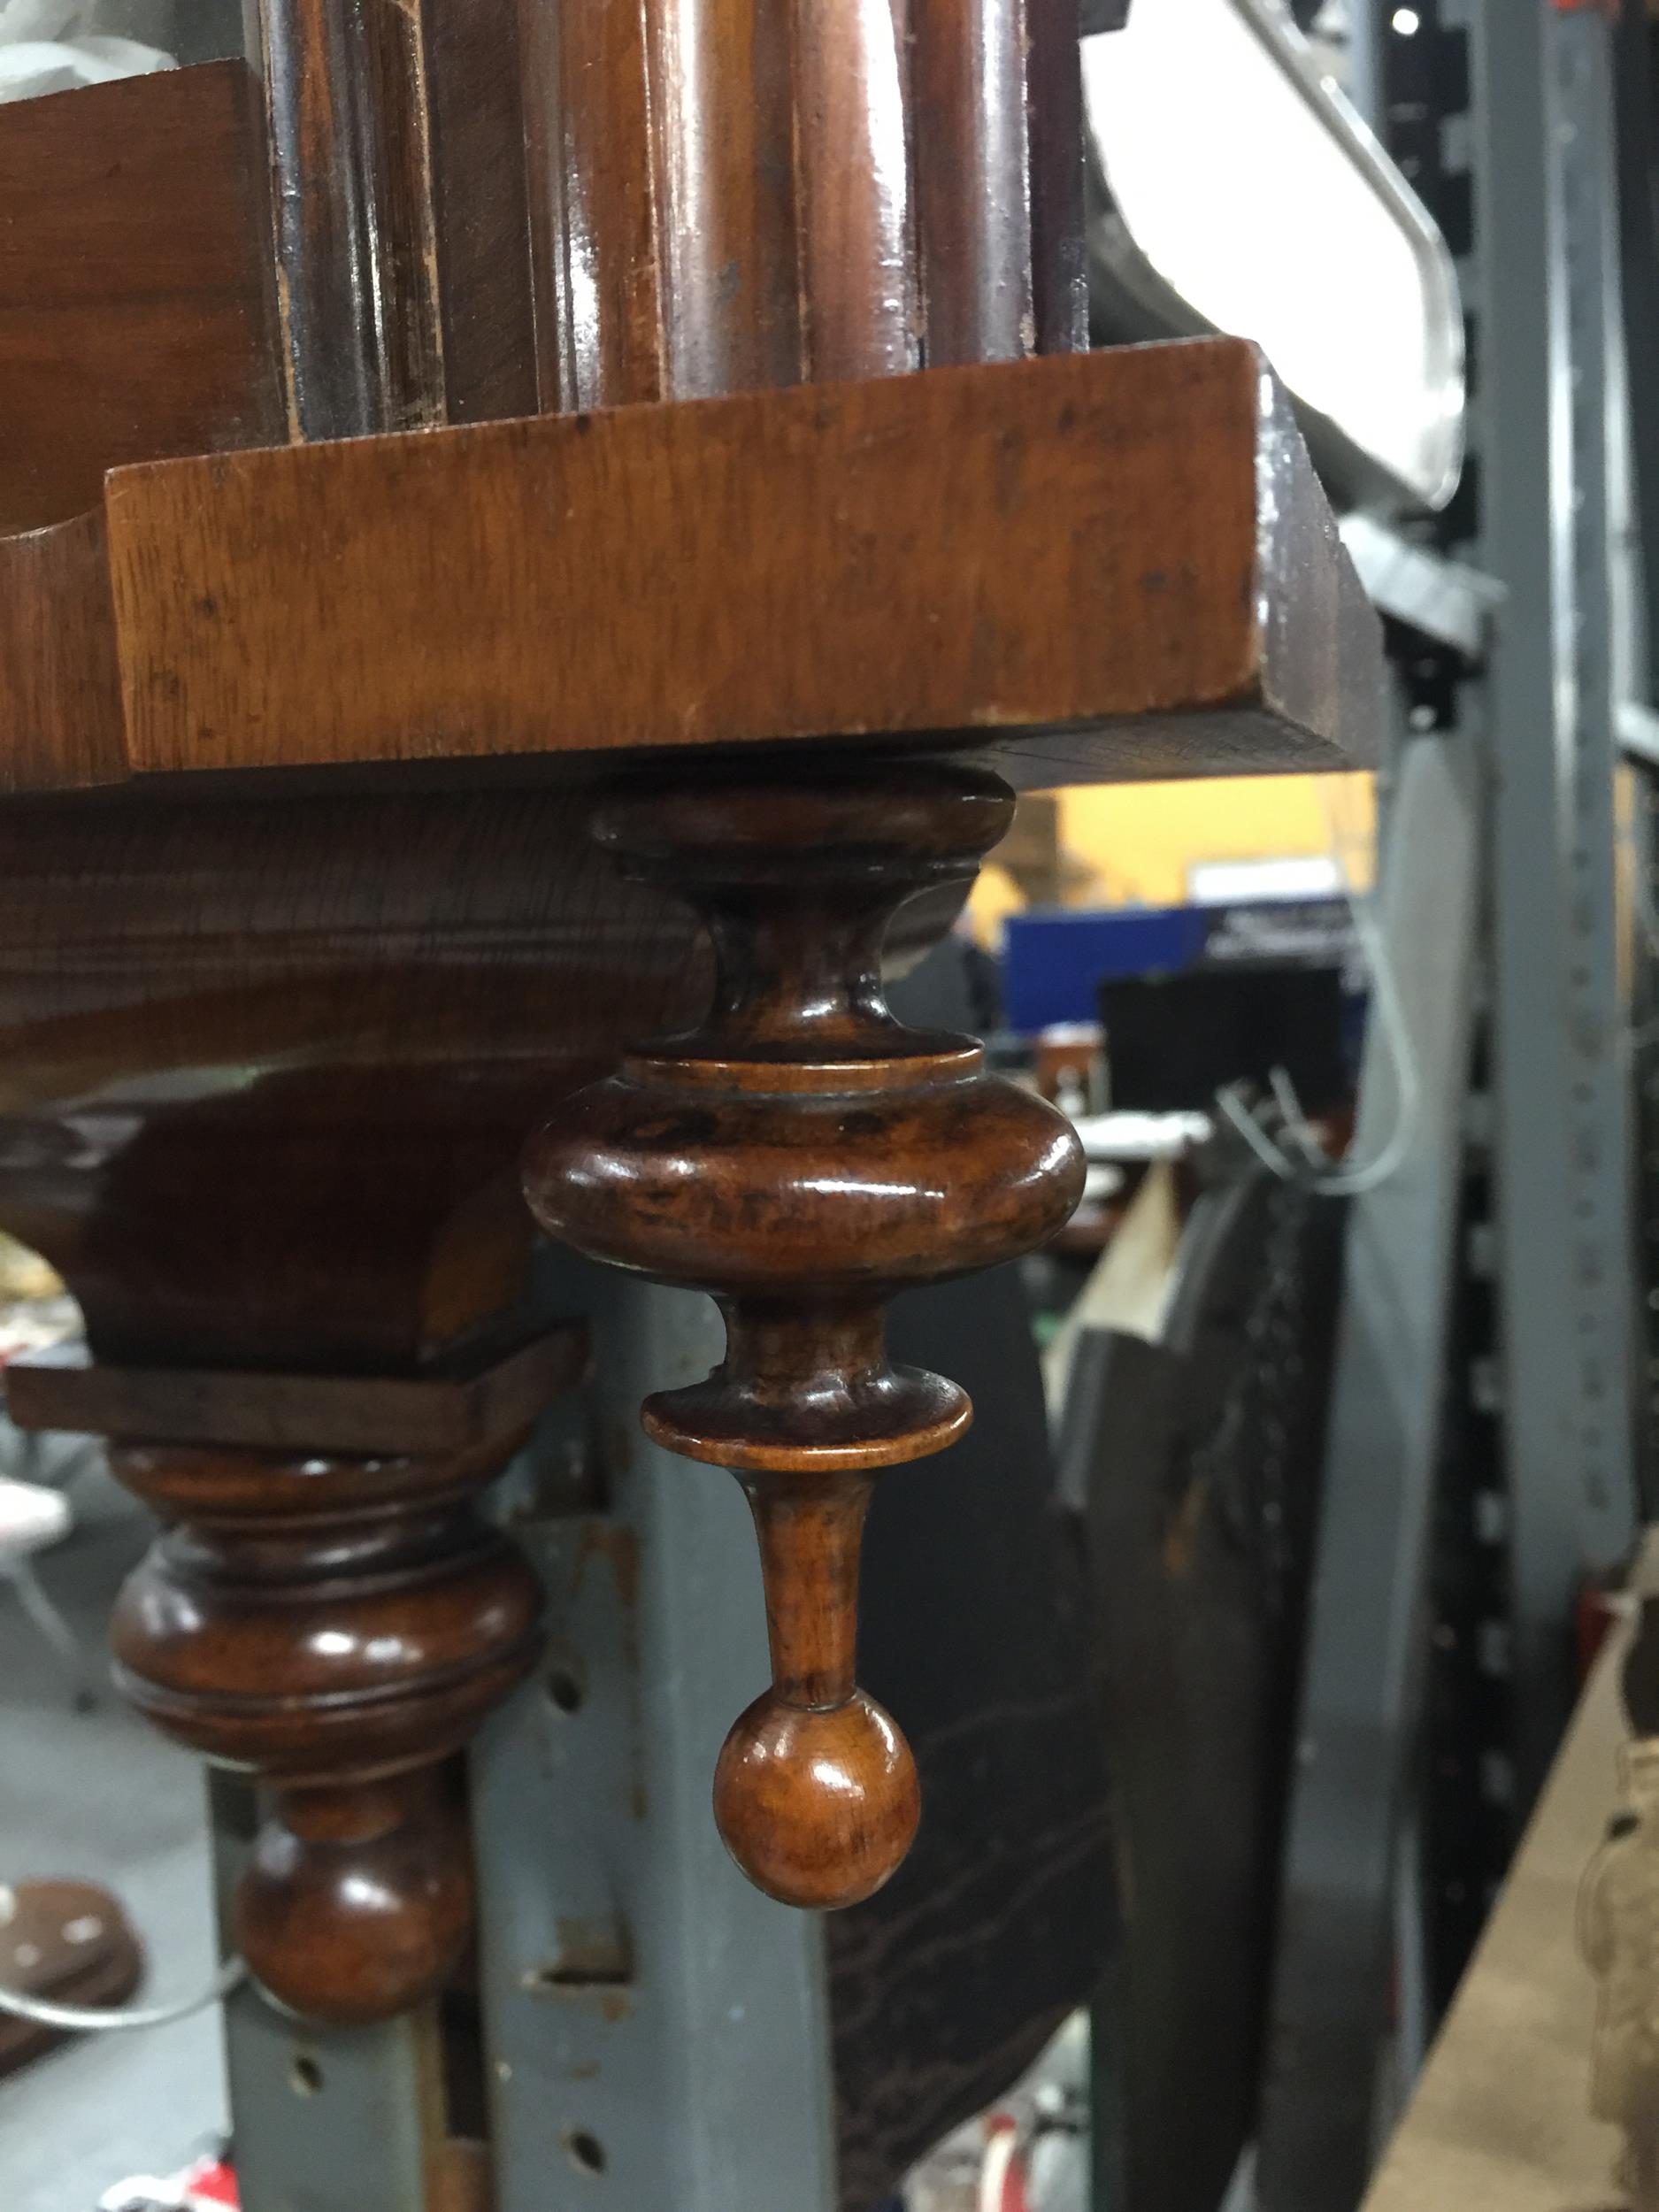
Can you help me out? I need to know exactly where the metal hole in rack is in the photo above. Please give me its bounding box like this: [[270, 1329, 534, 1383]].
[[566, 2130, 607, 2177]]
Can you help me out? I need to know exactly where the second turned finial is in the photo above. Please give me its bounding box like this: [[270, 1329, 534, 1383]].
[[524, 764, 1083, 1908]]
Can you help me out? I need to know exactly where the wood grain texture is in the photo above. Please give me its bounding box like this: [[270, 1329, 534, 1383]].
[[524, 765, 1084, 1907], [1025, 0, 1088, 352], [0, 513, 126, 793], [7, 1323, 589, 1456], [420, 0, 539, 422], [0, 787, 701, 1369], [1362, 1617, 1630, 2211], [0, 60, 283, 531], [641, 0, 803, 395], [102, 341, 1382, 787], [795, 0, 920, 380], [911, 0, 1033, 364], [108, 1432, 547, 2022], [518, 0, 668, 410], [246, 0, 446, 436]]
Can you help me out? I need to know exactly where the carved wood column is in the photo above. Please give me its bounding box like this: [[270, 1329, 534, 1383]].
[[524, 768, 1085, 1905], [110, 1434, 541, 2024], [9, 1325, 589, 2023], [0, 787, 698, 2018], [515, 0, 1081, 406], [511, 0, 1087, 1912]]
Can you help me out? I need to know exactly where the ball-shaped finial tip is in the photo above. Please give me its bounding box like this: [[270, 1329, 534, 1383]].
[[238, 1812, 472, 2024], [713, 1689, 921, 1909]]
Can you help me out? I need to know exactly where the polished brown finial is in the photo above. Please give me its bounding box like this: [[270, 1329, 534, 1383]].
[[524, 764, 1084, 1908], [107, 1437, 543, 2022]]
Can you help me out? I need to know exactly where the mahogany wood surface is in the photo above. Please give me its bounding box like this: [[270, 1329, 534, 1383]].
[[1026, 0, 1089, 353], [91, 340, 1379, 793], [107, 1427, 547, 2022], [525, 765, 1085, 1907], [0, 512, 126, 792], [0, 787, 701, 1369], [245, 0, 444, 437], [0, 60, 283, 532], [912, 0, 1034, 364], [421, 0, 539, 424], [0, 0, 1381, 1977], [7, 1322, 588, 1455]]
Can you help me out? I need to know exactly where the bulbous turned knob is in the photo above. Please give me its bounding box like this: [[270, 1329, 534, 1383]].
[[524, 764, 1085, 1909], [106, 1439, 543, 2021], [715, 1690, 919, 1909], [240, 1779, 472, 2026]]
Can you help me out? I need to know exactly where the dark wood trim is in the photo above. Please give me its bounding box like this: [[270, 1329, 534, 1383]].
[[7, 1323, 589, 1455]]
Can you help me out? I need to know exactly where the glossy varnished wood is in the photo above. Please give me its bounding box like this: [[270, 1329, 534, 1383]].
[[0, 787, 700, 1367], [0, 781, 695, 2023], [245, 0, 445, 436], [638, 0, 801, 396], [420, 0, 539, 423], [105, 1426, 545, 2022], [99, 342, 1381, 789], [517, 0, 664, 410], [0, 61, 282, 531], [912, 0, 1033, 363], [518, 0, 802, 409], [794, 0, 919, 380], [1025, 0, 1088, 353], [0, 514, 125, 793], [525, 766, 1084, 1905], [7, 1324, 588, 1455]]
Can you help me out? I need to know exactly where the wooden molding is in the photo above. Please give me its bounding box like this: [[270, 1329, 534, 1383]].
[[0, 62, 282, 534], [85, 339, 1379, 794], [0, 342, 1380, 800], [6, 1322, 589, 1456]]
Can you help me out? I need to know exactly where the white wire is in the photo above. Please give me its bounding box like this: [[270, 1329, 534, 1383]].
[[1215, 774, 1420, 1199], [0, 1951, 245, 2032]]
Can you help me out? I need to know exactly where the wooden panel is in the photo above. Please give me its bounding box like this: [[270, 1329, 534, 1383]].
[[638, 0, 802, 397], [7, 1324, 589, 1455], [1025, 0, 1088, 353], [0, 513, 126, 792], [911, 0, 1033, 365], [245, 0, 445, 437], [0, 61, 283, 532], [517, 0, 668, 409], [103, 339, 1381, 787], [0, 785, 702, 1368], [1363, 1601, 1633, 2211], [421, 0, 539, 423], [794, 0, 919, 380]]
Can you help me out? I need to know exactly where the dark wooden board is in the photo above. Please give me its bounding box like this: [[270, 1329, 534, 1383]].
[[0, 60, 284, 533], [6, 1323, 589, 1455], [94, 339, 1379, 790], [0, 512, 126, 791]]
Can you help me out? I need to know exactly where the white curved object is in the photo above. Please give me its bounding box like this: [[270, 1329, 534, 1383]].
[[0, 1473, 69, 1558], [1082, 0, 1465, 511], [0, 2, 173, 101]]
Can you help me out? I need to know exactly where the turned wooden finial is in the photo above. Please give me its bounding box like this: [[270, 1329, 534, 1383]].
[[524, 764, 1084, 1908], [107, 1437, 543, 2022]]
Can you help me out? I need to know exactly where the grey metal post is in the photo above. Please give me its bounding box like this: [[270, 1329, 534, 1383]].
[[211, 1773, 450, 2212], [1341, 0, 1386, 132], [1472, 0, 1640, 1805], [472, 1260, 837, 2212]]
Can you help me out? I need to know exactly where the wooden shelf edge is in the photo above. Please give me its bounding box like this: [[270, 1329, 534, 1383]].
[[0, 341, 1381, 801]]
